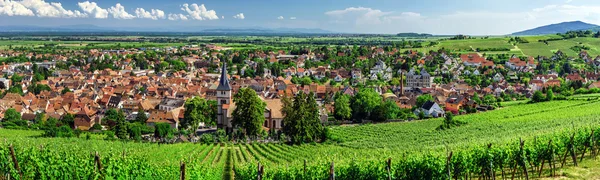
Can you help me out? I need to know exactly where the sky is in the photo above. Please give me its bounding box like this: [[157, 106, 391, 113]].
[[1, 0, 600, 35]]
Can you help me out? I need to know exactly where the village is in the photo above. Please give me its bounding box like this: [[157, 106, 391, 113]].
[[0, 42, 597, 141]]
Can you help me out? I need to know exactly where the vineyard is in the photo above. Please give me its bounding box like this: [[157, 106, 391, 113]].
[[2, 99, 600, 179]]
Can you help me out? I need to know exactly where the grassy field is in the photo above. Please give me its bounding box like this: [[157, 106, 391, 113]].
[[2, 99, 600, 179]]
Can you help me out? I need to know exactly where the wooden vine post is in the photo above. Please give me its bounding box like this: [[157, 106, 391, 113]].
[[257, 162, 264, 180], [580, 130, 595, 162], [386, 158, 392, 180], [329, 161, 335, 180], [446, 152, 453, 180], [538, 140, 552, 177], [561, 133, 576, 168], [9, 144, 22, 179], [180, 161, 186, 180], [94, 151, 103, 173], [304, 159, 307, 178]]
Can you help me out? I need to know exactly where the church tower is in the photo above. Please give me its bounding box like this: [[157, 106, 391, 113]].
[[217, 63, 232, 132]]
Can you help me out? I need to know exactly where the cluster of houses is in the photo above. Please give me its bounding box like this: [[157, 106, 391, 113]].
[[0, 44, 599, 133]]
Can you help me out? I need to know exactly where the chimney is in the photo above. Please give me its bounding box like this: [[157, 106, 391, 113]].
[[400, 71, 404, 95]]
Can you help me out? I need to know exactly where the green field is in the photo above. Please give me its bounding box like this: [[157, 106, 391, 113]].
[[1, 99, 600, 179]]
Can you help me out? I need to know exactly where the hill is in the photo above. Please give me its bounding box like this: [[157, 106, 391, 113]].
[[512, 21, 599, 35]]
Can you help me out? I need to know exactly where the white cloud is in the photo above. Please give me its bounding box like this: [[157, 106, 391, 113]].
[[108, 3, 134, 19], [180, 3, 218, 20], [290, 17, 296, 20], [77, 1, 107, 18], [324, 5, 600, 35], [18, 0, 86, 18], [135, 8, 164, 20], [221, 15, 224, 19], [0, 0, 35, 16], [167, 13, 187, 21], [277, 16, 284, 20], [233, 13, 244, 19]]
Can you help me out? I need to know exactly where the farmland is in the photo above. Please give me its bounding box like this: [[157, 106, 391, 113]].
[[2, 99, 600, 179]]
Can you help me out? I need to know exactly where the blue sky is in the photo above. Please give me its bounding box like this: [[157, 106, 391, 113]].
[[1, 0, 600, 35]]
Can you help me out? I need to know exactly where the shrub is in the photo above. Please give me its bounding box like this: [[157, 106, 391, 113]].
[[200, 133, 214, 144]]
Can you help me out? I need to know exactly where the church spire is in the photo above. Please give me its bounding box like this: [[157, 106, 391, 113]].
[[217, 63, 232, 91]]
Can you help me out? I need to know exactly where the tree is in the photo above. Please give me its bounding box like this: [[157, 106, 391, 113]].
[[382, 100, 402, 120], [282, 92, 325, 144], [181, 97, 215, 130], [416, 94, 434, 108], [437, 112, 465, 130], [128, 123, 143, 141], [546, 89, 554, 101], [334, 94, 352, 120], [104, 109, 127, 139], [135, 109, 148, 124], [472, 92, 482, 105], [7, 85, 23, 95], [232, 88, 266, 137], [61, 87, 71, 95], [483, 94, 496, 105], [114, 110, 128, 139], [531, 91, 546, 103], [154, 123, 172, 139], [3, 108, 21, 122], [60, 113, 75, 128], [351, 88, 382, 120]]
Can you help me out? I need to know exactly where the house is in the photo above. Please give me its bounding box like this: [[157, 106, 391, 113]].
[[74, 106, 98, 130], [405, 68, 433, 91], [493, 73, 504, 82], [107, 95, 123, 109], [445, 95, 467, 114], [158, 98, 186, 111], [146, 109, 180, 129], [414, 100, 444, 118]]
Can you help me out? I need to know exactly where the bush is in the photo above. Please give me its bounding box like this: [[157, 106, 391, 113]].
[[104, 131, 116, 140], [91, 123, 103, 131], [200, 133, 214, 144], [56, 125, 74, 138]]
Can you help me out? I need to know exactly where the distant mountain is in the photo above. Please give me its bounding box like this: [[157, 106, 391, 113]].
[[396, 33, 433, 37], [512, 21, 600, 36], [0, 25, 334, 34]]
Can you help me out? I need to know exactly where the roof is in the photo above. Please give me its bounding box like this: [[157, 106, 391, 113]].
[[421, 100, 437, 110], [217, 63, 232, 91]]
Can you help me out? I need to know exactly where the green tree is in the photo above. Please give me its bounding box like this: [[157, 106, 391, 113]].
[[483, 94, 496, 105], [232, 88, 266, 137], [114, 110, 128, 139], [7, 85, 23, 95], [154, 123, 172, 139], [416, 94, 434, 108], [546, 89, 554, 101], [60, 113, 75, 128], [531, 91, 546, 103], [135, 109, 148, 124], [334, 94, 352, 120], [437, 112, 465, 130], [3, 108, 21, 122], [282, 92, 324, 144], [472, 92, 482, 105], [10, 74, 22, 83], [351, 88, 382, 120], [61, 87, 71, 95], [181, 97, 215, 130], [382, 100, 402, 120], [128, 123, 143, 141]]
